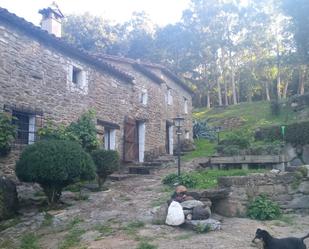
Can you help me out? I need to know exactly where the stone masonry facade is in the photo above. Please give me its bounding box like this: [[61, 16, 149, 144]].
[[0, 8, 193, 176]]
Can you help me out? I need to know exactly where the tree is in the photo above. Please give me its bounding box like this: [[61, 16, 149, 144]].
[[282, 0, 309, 63], [63, 13, 120, 53], [16, 140, 95, 205]]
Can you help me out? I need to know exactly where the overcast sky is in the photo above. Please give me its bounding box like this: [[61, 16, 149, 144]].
[[0, 0, 190, 26]]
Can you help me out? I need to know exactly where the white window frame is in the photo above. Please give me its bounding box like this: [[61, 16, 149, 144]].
[[140, 89, 148, 106], [104, 128, 116, 150], [184, 98, 188, 114], [185, 131, 190, 140], [167, 88, 173, 105], [68, 64, 88, 93]]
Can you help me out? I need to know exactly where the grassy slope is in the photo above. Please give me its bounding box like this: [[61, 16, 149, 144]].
[[194, 101, 300, 131], [183, 101, 309, 160]]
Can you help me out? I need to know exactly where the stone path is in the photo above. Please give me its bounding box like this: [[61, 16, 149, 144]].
[[0, 163, 309, 249]]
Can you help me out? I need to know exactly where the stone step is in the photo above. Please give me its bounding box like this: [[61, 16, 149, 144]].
[[128, 166, 151, 175], [108, 174, 135, 181], [142, 161, 162, 167]]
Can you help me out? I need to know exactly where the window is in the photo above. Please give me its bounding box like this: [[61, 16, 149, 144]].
[[12, 110, 36, 144], [72, 66, 83, 85], [185, 130, 190, 140], [68, 65, 87, 89], [184, 98, 188, 114], [167, 88, 173, 105], [104, 128, 116, 150], [140, 89, 148, 105]]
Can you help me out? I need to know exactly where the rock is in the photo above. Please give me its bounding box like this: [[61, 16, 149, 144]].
[[184, 218, 221, 232], [152, 203, 168, 225], [290, 158, 303, 167], [202, 198, 212, 207], [199, 188, 230, 199], [0, 177, 18, 221], [192, 206, 211, 220], [302, 145, 309, 164], [165, 201, 185, 226], [180, 200, 205, 209], [183, 209, 192, 216], [186, 213, 192, 220], [287, 196, 309, 209], [284, 144, 297, 161], [298, 181, 309, 195]]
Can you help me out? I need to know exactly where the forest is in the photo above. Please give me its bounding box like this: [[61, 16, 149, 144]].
[[62, 0, 309, 108]]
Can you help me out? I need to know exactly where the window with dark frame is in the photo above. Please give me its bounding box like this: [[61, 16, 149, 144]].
[[12, 110, 36, 144], [72, 66, 82, 85]]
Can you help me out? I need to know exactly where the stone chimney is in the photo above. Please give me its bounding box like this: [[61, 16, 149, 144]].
[[39, 2, 64, 37]]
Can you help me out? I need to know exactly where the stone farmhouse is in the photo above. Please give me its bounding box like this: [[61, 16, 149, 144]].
[[0, 6, 193, 176]]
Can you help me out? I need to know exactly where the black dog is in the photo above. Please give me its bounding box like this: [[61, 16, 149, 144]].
[[252, 228, 309, 249]]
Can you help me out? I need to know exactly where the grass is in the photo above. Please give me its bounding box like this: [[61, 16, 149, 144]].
[[58, 217, 85, 249], [163, 169, 267, 189], [136, 241, 157, 249], [0, 216, 21, 232], [19, 233, 41, 249], [123, 220, 145, 236], [41, 213, 53, 227], [182, 139, 216, 161], [94, 223, 115, 236]]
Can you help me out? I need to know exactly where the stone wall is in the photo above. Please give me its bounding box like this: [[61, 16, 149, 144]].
[[213, 172, 309, 217], [0, 19, 192, 176]]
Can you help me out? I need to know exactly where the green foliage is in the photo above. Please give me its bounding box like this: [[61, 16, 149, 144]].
[[16, 140, 95, 205], [195, 223, 211, 234], [256, 121, 309, 145], [19, 233, 40, 249], [182, 139, 216, 161], [247, 195, 281, 220], [136, 242, 157, 249], [193, 120, 216, 140], [39, 111, 99, 152], [162, 169, 266, 189], [91, 149, 120, 188], [0, 112, 16, 156], [162, 173, 197, 188], [216, 131, 250, 155], [66, 111, 99, 152], [270, 100, 281, 116]]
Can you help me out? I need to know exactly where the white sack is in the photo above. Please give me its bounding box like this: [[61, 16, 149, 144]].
[[165, 201, 185, 226]]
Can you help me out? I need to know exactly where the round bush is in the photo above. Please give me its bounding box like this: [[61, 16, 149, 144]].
[[91, 149, 120, 188], [16, 140, 95, 204], [247, 195, 281, 220]]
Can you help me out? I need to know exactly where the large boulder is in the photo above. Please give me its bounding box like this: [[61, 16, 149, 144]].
[[180, 200, 205, 209], [302, 145, 309, 164], [184, 219, 221, 232], [0, 177, 18, 221], [192, 206, 211, 220]]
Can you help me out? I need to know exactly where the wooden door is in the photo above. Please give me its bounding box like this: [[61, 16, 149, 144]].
[[124, 117, 138, 162]]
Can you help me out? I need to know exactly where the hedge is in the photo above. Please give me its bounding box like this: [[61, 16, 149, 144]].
[[255, 121, 309, 145]]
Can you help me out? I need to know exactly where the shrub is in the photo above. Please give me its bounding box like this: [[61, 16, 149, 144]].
[[0, 112, 16, 156], [162, 173, 197, 188], [39, 111, 99, 152], [193, 120, 216, 140], [91, 149, 120, 188], [270, 100, 281, 116], [255, 121, 309, 145], [247, 195, 281, 220], [16, 140, 95, 205]]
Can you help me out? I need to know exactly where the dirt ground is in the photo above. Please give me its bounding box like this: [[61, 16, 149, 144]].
[[1, 163, 309, 249]]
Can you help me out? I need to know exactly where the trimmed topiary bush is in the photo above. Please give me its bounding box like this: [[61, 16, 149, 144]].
[[16, 140, 95, 205], [91, 149, 120, 188], [247, 194, 281, 220]]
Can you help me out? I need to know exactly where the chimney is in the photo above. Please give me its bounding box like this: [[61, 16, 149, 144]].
[[39, 2, 64, 37]]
